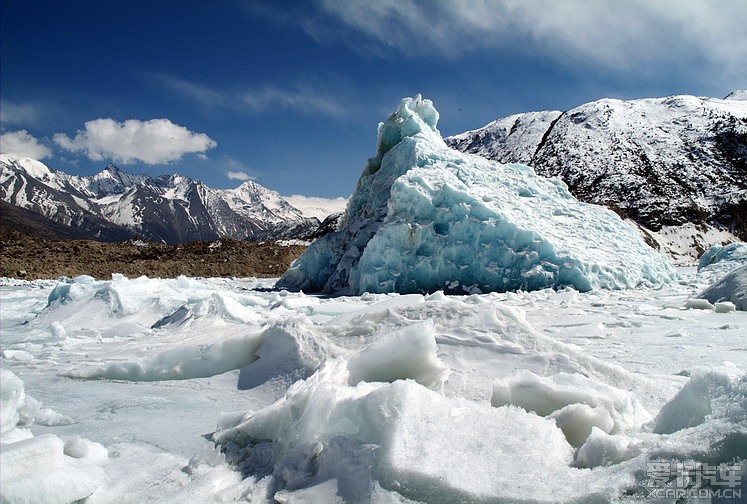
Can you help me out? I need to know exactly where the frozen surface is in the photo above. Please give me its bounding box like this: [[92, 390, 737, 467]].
[[695, 243, 747, 310], [0, 370, 108, 504], [698, 265, 747, 311], [1, 267, 745, 503], [279, 96, 676, 295], [698, 242, 747, 273]]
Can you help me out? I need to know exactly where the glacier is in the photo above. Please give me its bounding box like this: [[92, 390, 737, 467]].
[[1, 267, 745, 503], [278, 95, 677, 295]]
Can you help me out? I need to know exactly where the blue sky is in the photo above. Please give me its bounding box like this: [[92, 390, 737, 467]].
[[1, 0, 745, 199]]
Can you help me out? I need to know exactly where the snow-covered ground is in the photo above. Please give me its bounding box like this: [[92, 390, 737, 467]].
[[1, 263, 745, 503]]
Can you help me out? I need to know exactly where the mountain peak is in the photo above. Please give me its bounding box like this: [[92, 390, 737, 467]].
[[724, 90, 747, 101], [0, 156, 322, 243], [446, 91, 747, 263]]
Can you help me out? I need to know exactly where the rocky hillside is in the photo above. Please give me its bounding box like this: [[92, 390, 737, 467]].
[[447, 92, 747, 262]]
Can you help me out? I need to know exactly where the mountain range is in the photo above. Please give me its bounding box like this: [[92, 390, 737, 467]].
[[447, 92, 747, 262], [2, 91, 745, 261], [0, 154, 328, 243]]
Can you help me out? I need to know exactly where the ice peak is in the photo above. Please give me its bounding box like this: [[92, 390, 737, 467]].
[[364, 95, 443, 176]]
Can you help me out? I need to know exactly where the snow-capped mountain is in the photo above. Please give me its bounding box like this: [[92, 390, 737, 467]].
[[0, 154, 321, 243], [447, 92, 747, 262]]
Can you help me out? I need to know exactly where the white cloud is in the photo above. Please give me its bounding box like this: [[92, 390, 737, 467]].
[[283, 194, 348, 221], [0, 101, 45, 128], [226, 170, 253, 181], [150, 73, 346, 118], [314, 0, 747, 78], [151, 74, 227, 107], [242, 85, 345, 117], [53, 118, 217, 165], [223, 156, 256, 182], [0, 130, 52, 159]]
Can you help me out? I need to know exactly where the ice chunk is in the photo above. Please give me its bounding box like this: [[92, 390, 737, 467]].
[[697, 242, 747, 272], [49, 320, 67, 338], [214, 363, 575, 502], [0, 435, 106, 504], [549, 403, 614, 447], [684, 297, 716, 310], [714, 301, 736, 313], [64, 328, 265, 381], [151, 305, 194, 329], [46, 275, 97, 305], [654, 369, 746, 434], [697, 264, 747, 311], [346, 322, 450, 390], [575, 427, 633, 468], [0, 372, 107, 504], [1, 369, 26, 434], [278, 95, 677, 294], [237, 318, 329, 390], [491, 370, 651, 446]]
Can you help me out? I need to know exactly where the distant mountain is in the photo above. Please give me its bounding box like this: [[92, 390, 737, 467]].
[[0, 154, 323, 244], [447, 92, 747, 262]]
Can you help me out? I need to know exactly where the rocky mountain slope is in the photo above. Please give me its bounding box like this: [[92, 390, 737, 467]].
[[447, 92, 747, 262], [0, 155, 321, 243]]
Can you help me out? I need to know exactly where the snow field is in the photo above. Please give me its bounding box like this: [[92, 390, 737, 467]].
[[1, 370, 108, 504], [0, 260, 745, 502]]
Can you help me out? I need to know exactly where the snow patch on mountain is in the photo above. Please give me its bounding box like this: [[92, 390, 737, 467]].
[[282, 194, 349, 221], [724, 89, 747, 101]]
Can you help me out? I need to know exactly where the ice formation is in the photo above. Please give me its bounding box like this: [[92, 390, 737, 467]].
[[695, 242, 747, 310], [698, 242, 747, 273], [0, 370, 107, 504], [491, 370, 652, 447], [2, 272, 745, 502], [278, 95, 677, 295], [698, 265, 747, 311]]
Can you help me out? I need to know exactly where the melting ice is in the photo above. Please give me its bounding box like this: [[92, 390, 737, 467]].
[[279, 95, 677, 295]]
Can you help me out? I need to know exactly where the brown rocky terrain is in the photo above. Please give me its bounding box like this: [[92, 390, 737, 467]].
[[0, 229, 307, 281]]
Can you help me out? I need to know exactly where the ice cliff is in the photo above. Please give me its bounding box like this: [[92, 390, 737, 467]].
[[278, 95, 677, 295]]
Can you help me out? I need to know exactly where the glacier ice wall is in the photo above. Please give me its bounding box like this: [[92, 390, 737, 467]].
[[278, 95, 677, 295]]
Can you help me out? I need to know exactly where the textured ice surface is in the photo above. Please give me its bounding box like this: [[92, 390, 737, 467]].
[[491, 370, 652, 447], [1, 270, 745, 503], [278, 95, 677, 294], [214, 361, 583, 503], [695, 243, 747, 310], [698, 265, 747, 311], [0, 371, 107, 504], [698, 242, 747, 272], [346, 322, 449, 390]]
